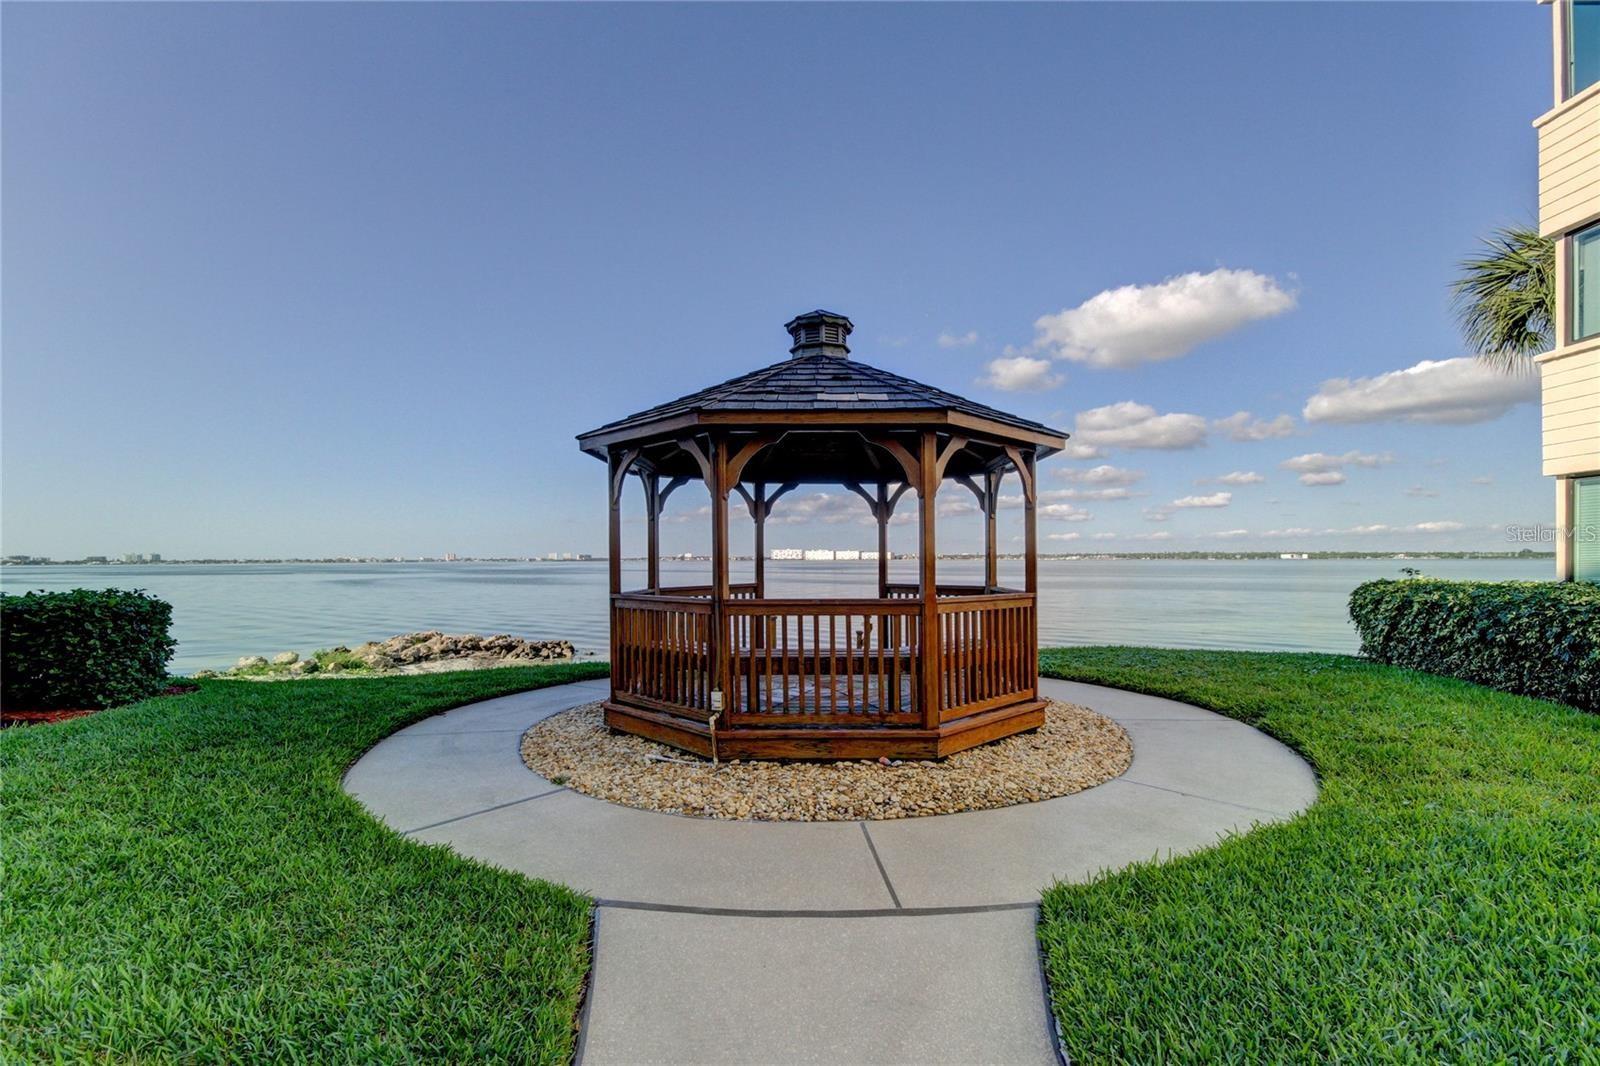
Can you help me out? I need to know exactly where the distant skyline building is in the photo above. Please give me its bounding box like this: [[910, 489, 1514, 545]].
[[769, 548, 888, 562]]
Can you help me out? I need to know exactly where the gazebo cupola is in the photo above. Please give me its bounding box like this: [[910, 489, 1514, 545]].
[[577, 310, 1069, 760], [785, 309, 852, 358]]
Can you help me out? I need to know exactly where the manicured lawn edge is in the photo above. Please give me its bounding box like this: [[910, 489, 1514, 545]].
[[1036, 646, 1599, 1063], [2, 662, 609, 1063]]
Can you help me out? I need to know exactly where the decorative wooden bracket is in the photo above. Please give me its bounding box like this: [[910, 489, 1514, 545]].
[[867, 436, 921, 488], [934, 435, 969, 481], [676, 437, 714, 484], [955, 470, 1003, 514], [640, 473, 691, 518], [656, 475, 690, 514], [841, 480, 912, 523], [609, 447, 642, 505], [1003, 444, 1035, 503], [756, 481, 799, 520], [725, 434, 782, 488]]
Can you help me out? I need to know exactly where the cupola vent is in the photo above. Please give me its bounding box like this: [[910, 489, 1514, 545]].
[[784, 309, 853, 359]]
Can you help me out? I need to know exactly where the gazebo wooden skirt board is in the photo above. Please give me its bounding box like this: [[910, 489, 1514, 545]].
[[606, 587, 1043, 760]]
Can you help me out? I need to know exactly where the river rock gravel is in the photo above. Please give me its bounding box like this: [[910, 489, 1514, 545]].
[[520, 700, 1132, 821]]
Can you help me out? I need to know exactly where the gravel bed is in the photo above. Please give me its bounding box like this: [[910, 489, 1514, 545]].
[[520, 700, 1132, 821]]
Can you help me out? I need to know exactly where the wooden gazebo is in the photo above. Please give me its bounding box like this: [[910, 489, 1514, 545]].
[[577, 310, 1068, 760]]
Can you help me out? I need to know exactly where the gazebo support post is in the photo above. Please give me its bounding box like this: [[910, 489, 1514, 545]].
[[752, 480, 767, 598], [1023, 449, 1038, 595], [643, 473, 661, 593], [606, 448, 637, 597], [983, 468, 1000, 593], [917, 430, 940, 730], [708, 436, 731, 714], [876, 482, 890, 598]]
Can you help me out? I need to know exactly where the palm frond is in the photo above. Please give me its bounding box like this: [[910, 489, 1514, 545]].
[[1451, 225, 1555, 374]]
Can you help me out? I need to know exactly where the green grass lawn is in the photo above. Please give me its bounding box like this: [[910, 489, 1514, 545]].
[[1, 662, 609, 1063], [1037, 647, 1599, 1064]]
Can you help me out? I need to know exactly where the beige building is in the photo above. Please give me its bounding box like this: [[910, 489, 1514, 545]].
[[1537, 0, 1600, 580]]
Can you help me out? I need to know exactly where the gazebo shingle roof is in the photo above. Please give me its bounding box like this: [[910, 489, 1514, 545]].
[[579, 352, 1067, 450]]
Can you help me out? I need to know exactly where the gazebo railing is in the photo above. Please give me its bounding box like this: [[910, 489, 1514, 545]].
[[652, 582, 759, 599], [610, 589, 1038, 730], [723, 598, 923, 726], [612, 594, 715, 715], [883, 582, 1017, 599], [934, 592, 1037, 721]]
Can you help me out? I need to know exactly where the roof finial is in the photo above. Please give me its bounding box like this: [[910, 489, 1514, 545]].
[[784, 310, 852, 359]]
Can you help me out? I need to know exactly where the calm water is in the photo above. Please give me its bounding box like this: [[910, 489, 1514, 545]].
[[1, 557, 1552, 673]]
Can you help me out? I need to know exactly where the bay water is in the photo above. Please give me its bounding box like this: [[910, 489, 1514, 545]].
[[1, 557, 1551, 674]]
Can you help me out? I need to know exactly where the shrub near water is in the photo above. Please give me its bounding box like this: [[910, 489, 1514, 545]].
[[1347, 579, 1600, 711], [0, 588, 177, 710]]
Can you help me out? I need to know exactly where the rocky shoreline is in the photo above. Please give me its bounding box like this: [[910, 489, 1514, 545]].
[[198, 631, 576, 679]]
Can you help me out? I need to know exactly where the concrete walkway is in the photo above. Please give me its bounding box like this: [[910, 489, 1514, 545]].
[[346, 677, 1317, 1064]]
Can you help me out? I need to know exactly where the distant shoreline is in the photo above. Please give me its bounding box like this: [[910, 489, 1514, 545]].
[[1, 551, 1556, 567]]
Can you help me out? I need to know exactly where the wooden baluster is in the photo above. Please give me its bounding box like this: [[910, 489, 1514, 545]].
[[828, 614, 837, 716], [768, 614, 780, 713], [780, 614, 790, 713], [812, 614, 825, 713]]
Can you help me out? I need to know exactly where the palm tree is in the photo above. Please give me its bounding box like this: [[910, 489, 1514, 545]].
[[1451, 225, 1555, 373]]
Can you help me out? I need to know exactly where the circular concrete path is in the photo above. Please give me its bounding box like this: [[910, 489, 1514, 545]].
[[346, 677, 1316, 1064]]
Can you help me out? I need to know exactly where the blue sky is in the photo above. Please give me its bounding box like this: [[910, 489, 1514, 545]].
[[2, 2, 1553, 559]]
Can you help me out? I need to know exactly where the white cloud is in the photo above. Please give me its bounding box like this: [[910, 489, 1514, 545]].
[[1132, 531, 1174, 541], [1063, 487, 1140, 501], [1058, 441, 1106, 460], [1281, 451, 1392, 487], [1040, 503, 1093, 522], [1211, 529, 1251, 538], [1213, 411, 1295, 441], [1280, 451, 1387, 472], [937, 498, 979, 518], [1047, 532, 1081, 542], [1089, 532, 1118, 540], [1471, 475, 1494, 486], [1059, 464, 1145, 486], [1214, 471, 1265, 485], [1030, 487, 1140, 505], [1172, 492, 1232, 509], [978, 355, 1062, 392], [938, 330, 979, 348], [767, 493, 875, 525], [1143, 507, 1173, 522], [1303, 357, 1539, 425], [1262, 527, 1314, 537], [1325, 520, 1467, 535], [1404, 485, 1439, 498], [1072, 401, 1208, 451], [1030, 268, 1296, 368]]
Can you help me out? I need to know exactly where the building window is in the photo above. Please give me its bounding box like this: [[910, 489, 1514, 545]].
[[1575, 477, 1600, 583], [1569, 0, 1600, 97], [1575, 224, 1600, 343]]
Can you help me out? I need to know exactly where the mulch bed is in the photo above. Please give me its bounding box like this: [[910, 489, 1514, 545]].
[[521, 699, 1132, 821], [1, 684, 198, 728]]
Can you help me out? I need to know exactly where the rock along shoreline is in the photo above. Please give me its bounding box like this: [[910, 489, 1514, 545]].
[[198, 631, 576, 680]]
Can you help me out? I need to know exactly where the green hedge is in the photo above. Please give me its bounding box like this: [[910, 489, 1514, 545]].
[[1348, 579, 1600, 711], [0, 588, 177, 711]]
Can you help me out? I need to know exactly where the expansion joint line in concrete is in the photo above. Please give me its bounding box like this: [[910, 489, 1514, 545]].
[[400, 786, 568, 834], [858, 821, 902, 909], [1117, 776, 1291, 818], [590, 898, 1040, 919]]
